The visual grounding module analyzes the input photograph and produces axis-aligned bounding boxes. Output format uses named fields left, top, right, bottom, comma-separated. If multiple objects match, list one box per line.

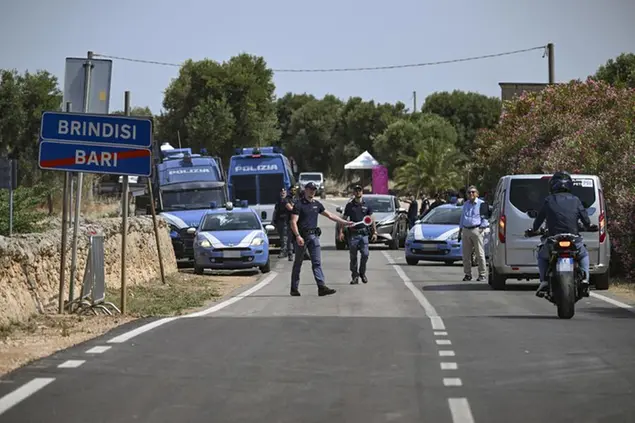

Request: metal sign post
left=58, top=101, right=72, bottom=314
left=0, top=158, right=17, bottom=237
left=121, top=91, right=131, bottom=314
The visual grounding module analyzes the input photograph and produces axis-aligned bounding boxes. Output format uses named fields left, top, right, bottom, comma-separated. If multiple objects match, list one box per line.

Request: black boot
left=318, top=286, right=336, bottom=296
left=290, top=288, right=301, bottom=296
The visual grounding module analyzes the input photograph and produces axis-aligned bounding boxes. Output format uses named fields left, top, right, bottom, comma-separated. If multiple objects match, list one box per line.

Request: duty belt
left=302, top=227, right=322, bottom=237
left=350, top=227, right=369, bottom=236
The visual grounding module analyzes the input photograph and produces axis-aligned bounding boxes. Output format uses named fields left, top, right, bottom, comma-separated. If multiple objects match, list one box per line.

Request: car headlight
left=406, top=230, right=415, bottom=241
left=448, top=231, right=459, bottom=241
left=200, top=240, right=212, bottom=248
left=251, top=237, right=264, bottom=246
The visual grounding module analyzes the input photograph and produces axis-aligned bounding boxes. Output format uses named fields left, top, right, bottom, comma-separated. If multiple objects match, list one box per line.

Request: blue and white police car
left=404, top=203, right=490, bottom=266
left=192, top=201, right=275, bottom=274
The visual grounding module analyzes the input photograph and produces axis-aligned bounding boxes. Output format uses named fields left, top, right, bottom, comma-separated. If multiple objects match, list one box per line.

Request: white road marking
left=57, top=360, right=85, bottom=368
left=108, top=272, right=279, bottom=343
left=441, top=362, right=458, bottom=370
left=590, top=292, right=634, bottom=312
left=185, top=272, right=278, bottom=317
left=382, top=251, right=446, bottom=330
left=439, top=350, right=456, bottom=357
left=434, top=331, right=448, bottom=336
left=108, top=317, right=179, bottom=344
left=85, top=346, right=111, bottom=354
left=443, top=378, right=463, bottom=386
left=436, top=339, right=452, bottom=345
left=0, top=378, right=55, bottom=416
left=448, top=398, right=475, bottom=423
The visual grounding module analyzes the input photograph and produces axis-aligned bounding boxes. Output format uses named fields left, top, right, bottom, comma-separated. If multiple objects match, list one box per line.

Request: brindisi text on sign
left=58, top=119, right=137, bottom=141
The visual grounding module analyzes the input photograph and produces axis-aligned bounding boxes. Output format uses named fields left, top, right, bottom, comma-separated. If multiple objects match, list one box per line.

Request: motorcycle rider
left=530, top=171, right=596, bottom=296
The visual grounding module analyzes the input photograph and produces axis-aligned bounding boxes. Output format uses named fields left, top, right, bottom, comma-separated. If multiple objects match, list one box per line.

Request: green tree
left=110, top=106, right=153, bottom=116
left=0, top=69, right=62, bottom=186
left=593, top=52, right=635, bottom=88
left=393, top=137, right=463, bottom=197
left=159, top=54, right=279, bottom=163
left=374, top=113, right=458, bottom=175
left=421, top=90, right=502, bottom=155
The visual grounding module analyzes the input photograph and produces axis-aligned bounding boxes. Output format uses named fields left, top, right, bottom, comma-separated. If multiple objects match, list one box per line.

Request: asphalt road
left=1, top=198, right=634, bottom=422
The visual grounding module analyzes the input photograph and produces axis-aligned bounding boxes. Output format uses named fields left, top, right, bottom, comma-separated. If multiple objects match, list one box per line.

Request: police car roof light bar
left=239, top=200, right=249, bottom=208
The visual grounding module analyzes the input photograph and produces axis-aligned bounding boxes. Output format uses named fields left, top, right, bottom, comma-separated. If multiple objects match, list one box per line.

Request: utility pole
left=413, top=91, right=417, bottom=113
left=547, top=43, right=555, bottom=84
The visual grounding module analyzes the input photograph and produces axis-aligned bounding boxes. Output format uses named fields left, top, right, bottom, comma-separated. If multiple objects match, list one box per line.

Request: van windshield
left=509, top=177, right=596, bottom=212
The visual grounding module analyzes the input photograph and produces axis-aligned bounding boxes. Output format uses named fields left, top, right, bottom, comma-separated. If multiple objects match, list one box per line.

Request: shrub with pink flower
left=474, top=78, right=635, bottom=280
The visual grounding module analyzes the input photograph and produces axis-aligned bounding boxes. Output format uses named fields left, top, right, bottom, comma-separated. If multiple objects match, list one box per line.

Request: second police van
left=227, top=146, right=296, bottom=247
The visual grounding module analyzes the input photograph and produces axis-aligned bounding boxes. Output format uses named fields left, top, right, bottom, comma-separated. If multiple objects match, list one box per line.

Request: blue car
left=192, top=202, right=274, bottom=274
left=404, top=203, right=490, bottom=266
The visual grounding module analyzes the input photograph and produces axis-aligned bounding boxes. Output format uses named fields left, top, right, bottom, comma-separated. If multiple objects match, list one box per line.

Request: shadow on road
left=419, top=282, right=537, bottom=292
left=479, top=314, right=559, bottom=320
left=179, top=268, right=260, bottom=277
left=581, top=306, right=635, bottom=319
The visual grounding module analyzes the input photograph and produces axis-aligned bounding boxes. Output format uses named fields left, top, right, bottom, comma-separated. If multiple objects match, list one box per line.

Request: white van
left=487, top=174, right=610, bottom=290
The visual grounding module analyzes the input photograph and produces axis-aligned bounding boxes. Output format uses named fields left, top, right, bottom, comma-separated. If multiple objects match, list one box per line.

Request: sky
left=1, top=0, right=634, bottom=115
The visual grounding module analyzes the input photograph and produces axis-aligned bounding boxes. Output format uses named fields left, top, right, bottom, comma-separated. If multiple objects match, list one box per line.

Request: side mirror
left=479, top=201, right=491, bottom=219
left=261, top=211, right=267, bottom=220
left=265, top=224, right=275, bottom=232
left=414, top=220, right=421, bottom=225
left=335, top=206, right=342, bottom=213
left=186, top=227, right=196, bottom=234
left=527, top=209, right=538, bottom=218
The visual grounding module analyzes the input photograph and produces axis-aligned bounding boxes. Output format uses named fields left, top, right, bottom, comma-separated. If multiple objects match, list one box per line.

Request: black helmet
left=549, top=171, right=573, bottom=193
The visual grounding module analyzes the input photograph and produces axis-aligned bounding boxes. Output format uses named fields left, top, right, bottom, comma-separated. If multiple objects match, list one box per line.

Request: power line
left=93, top=45, right=547, bottom=73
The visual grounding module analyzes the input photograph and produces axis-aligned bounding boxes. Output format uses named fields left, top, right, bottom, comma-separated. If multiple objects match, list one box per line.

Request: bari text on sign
left=38, top=141, right=151, bottom=176
left=40, top=111, right=152, bottom=148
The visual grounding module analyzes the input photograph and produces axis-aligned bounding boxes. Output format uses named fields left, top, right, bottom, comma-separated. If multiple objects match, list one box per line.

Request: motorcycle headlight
left=251, top=237, right=264, bottom=246
left=200, top=239, right=212, bottom=248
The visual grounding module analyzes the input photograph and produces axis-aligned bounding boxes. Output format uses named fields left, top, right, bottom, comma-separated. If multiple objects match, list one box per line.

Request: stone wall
left=0, top=216, right=178, bottom=326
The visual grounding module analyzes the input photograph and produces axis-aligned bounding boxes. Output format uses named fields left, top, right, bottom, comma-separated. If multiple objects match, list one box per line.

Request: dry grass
left=0, top=270, right=259, bottom=376
left=608, top=278, right=635, bottom=302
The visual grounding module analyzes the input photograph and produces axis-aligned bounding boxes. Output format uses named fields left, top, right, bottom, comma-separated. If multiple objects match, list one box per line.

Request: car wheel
left=488, top=263, right=506, bottom=290
left=406, top=257, right=418, bottom=265
left=591, top=271, right=609, bottom=290
left=194, top=264, right=204, bottom=275
left=260, top=257, right=271, bottom=273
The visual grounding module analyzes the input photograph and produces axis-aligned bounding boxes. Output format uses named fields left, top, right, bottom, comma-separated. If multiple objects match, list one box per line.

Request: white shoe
left=536, top=281, right=548, bottom=297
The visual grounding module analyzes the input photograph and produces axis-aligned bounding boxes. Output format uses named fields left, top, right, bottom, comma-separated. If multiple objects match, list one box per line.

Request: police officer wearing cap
left=339, top=184, right=377, bottom=284
left=290, top=181, right=353, bottom=296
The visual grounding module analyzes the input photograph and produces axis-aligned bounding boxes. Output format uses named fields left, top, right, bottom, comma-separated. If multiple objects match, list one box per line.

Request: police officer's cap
left=352, top=184, right=362, bottom=191
left=305, top=181, right=318, bottom=190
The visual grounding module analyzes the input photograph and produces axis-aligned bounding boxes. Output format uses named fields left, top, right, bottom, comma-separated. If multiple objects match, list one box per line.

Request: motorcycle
left=524, top=224, right=598, bottom=319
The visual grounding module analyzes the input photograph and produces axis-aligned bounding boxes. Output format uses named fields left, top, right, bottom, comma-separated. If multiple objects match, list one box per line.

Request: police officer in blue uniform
left=273, top=187, right=294, bottom=259
left=339, top=185, right=377, bottom=284
left=290, top=181, right=352, bottom=296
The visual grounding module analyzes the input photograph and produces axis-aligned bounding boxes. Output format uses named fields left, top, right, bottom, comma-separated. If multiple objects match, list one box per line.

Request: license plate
left=556, top=258, right=573, bottom=272
left=223, top=250, right=242, bottom=258
left=422, top=244, right=438, bottom=250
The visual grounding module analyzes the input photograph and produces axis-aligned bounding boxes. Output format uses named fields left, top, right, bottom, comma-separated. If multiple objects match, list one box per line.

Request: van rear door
left=505, top=176, right=548, bottom=266
left=505, top=175, right=600, bottom=267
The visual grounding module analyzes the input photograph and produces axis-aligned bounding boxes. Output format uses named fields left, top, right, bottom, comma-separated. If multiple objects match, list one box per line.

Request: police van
left=487, top=174, right=611, bottom=291
left=141, top=143, right=229, bottom=263
left=227, top=146, right=296, bottom=247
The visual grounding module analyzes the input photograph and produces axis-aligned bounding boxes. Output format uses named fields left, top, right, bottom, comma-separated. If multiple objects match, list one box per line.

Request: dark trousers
left=276, top=220, right=292, bottom=256
left=291, top=234, right=325, bottom=290
left=349, top=233, right=370, bottom=278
